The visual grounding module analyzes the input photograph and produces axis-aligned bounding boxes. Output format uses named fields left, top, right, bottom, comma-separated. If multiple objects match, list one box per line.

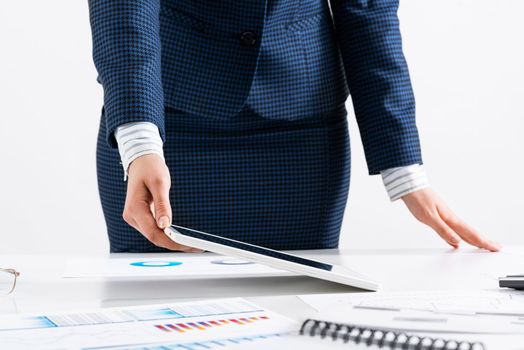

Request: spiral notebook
left=298, top=318, right=486, bottom=350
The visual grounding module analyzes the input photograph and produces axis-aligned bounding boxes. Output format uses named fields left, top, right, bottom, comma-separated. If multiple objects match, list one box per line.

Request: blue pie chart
left=130, top=261, right=183, bottom=267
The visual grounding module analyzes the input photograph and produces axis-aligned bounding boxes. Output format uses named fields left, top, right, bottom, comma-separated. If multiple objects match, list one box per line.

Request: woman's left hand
left=401, top=188, right=501, bottom=252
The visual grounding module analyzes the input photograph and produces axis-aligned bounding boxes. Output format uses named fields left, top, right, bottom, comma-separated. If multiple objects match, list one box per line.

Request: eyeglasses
left=0, top=268, right=20, bottom=296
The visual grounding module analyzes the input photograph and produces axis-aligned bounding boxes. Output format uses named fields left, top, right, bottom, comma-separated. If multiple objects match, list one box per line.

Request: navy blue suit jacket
left=89, top=0, right=422, bottom=176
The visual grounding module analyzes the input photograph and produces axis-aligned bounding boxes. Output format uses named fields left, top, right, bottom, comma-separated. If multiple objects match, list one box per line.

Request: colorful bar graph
left=187, top=322, right=205, bottom=330
left=154, top=315, right=270, bottom=333
left=177, top=323, right=191, bottom=330
left=166, top=324, right=184, bottom=333
left=154, top=325, right=168, bottom=332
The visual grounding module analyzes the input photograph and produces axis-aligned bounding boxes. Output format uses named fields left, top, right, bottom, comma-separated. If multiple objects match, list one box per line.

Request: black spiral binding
left=299, top=319, right=486, bottom=350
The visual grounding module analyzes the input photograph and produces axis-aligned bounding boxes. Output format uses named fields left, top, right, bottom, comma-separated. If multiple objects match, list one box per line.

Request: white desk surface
left=1, top=247, right=524, bottom=348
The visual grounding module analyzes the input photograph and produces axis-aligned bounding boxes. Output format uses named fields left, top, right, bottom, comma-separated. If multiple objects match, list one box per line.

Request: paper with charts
left=64, top=255, right=294, bottom=278
left=299, top=289, right=524, bottom=334
left=0, top=298, right=298, bottom=350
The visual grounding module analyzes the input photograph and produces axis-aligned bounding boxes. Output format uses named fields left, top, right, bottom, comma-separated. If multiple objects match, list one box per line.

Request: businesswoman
left=89, top=0, right=499, bottom=253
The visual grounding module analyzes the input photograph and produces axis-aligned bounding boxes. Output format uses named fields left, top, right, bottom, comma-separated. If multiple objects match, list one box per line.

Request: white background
left=0, top=1, right=522, bottom=254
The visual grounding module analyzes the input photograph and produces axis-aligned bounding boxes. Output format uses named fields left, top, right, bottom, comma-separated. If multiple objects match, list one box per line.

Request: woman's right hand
left=122, top=154, right=202, bottom=252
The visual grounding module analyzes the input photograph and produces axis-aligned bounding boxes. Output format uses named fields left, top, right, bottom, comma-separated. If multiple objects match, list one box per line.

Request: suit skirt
left=96, top=102, right=351, bottom=252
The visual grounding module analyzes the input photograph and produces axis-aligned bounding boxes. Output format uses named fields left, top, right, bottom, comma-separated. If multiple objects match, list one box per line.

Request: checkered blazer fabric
left=90, top=0, right=424, bottom=252
left=329, top=0, right=423, bottom=174
left=88, top=0, right=422, bottom=175
left=97, top=103, right=350, bottom=252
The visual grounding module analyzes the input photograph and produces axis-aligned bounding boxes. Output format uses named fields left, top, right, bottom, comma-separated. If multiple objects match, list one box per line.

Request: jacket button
left=239, top=31, right=258, bottom=46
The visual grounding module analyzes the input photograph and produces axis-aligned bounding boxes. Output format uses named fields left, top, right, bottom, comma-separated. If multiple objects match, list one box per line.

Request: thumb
left=148, top=176, right=172, bottom=229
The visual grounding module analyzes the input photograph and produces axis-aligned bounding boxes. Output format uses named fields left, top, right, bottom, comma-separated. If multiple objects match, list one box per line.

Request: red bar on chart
left=154, top=325, right=169, bottom=332
left=166, top=324, right=184, bottom=332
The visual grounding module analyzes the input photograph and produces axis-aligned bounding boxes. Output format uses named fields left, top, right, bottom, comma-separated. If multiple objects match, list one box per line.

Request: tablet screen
left=173, top=226, right=334, bottom=272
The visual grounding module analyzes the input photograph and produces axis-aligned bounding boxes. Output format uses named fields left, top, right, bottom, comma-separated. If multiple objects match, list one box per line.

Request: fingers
left=403, top=189, right=500, bottom=252
left=123, top=183, right=197, bottom=252
left=121, top=154, right=201, bottom=252
left=124, top=199, right=195, bottom=251
left=437, top=205, right=501, bottom=252
left=425, top=213, right=461, bottom=249
left=146, top=174, right=172, bottom=230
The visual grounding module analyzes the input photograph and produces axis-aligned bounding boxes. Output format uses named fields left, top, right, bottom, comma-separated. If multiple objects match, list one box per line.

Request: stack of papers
left=0, top=298, right=298, bottom=350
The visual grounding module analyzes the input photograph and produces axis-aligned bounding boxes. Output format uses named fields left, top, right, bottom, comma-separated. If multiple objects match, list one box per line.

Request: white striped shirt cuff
left=380, top=163, right=430, bottom=201
left=114, top=122, right=165, bottom=181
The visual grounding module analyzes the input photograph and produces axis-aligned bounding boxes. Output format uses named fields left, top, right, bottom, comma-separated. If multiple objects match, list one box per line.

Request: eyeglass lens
left=0, top=270, right=16, bottom=296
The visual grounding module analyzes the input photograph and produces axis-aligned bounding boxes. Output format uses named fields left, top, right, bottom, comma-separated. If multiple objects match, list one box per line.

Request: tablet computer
left=164, top=224, right=380, bottom=291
